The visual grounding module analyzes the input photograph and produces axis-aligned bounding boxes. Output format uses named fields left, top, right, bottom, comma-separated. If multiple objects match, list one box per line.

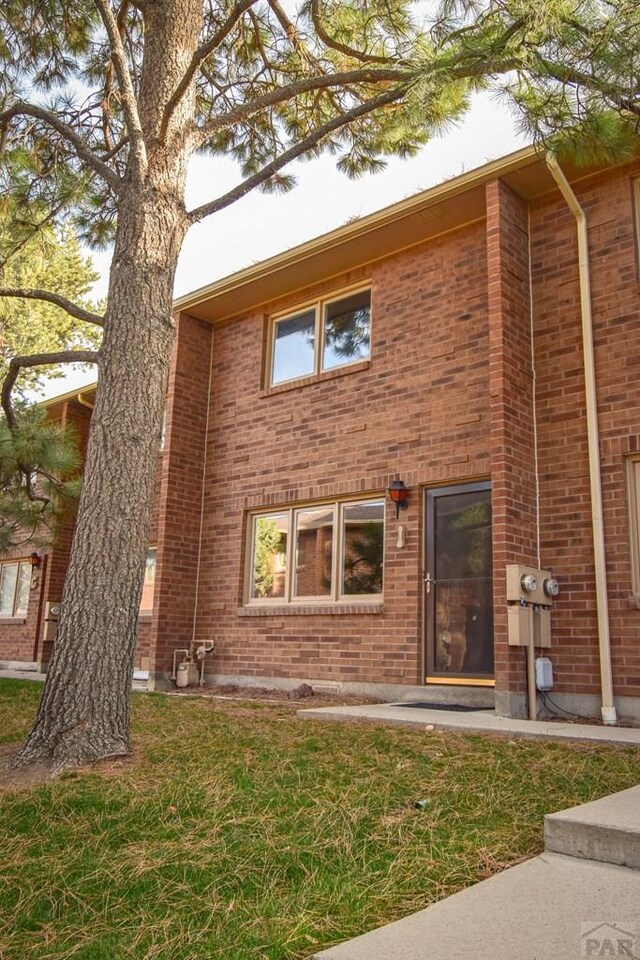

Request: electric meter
left=520, top=573, right=538, bottom=594
left=543, top=577, right=560, bottom=598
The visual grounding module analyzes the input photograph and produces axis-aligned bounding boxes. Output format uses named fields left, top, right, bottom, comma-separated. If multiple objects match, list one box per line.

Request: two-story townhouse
left=2, top=143, right=640, bottom=723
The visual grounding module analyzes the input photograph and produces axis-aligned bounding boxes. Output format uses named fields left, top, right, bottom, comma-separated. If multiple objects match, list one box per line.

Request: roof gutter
left=545, top=154, right=617, bottom=726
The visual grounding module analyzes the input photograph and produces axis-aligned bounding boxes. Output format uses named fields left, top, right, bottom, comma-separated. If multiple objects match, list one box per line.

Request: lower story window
left=0, top=561, right=31, bottom=618
left=247, top=498, right=384, bottom=603
left=628, top=457, right=640, bottom=596
left=140, top=547, right=157, bottom=613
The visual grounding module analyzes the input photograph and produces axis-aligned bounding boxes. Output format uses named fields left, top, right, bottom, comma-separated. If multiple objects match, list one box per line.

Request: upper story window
left=247, top=497, right=384, bottom=604
left=0, top=561, right=31, bottom=618
left=270, top=288, right=371, bottom=386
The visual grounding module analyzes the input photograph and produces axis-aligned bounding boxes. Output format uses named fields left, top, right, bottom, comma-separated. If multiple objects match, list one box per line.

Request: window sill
left=262, top=359, right=370, bottom=397
left=628, top=596, right=640, bottom=609
left=238, top=601, right=383, bottom=617
left=0, top=617, right=27, bottom=625
left=137, top=613, right=153, bottom=622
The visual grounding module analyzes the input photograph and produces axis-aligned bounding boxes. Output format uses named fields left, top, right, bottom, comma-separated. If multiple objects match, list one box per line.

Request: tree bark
left=13, top=0, right=203, bottom=771
left=15, top=186, right=187, bottom=769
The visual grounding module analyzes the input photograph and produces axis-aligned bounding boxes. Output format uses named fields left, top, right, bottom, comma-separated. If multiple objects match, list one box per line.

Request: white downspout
left=545, top=155, right=617, bottom=725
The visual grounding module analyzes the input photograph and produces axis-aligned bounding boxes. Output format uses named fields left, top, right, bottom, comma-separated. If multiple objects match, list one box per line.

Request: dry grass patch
left=0, top=679, right=638, bottom=960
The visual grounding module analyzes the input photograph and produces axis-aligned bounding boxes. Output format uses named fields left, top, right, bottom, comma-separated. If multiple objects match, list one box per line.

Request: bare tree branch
left=160, top=0, right=260, bottom=143
left=94, top=0, right=147, bottom=176
left=0, top=288, right=104, bottom=327
left=309, top=0, right=394, bottom=65
left=0, top=102, right=122, bottom=193
left=188, top=84, right=407, bottom=223
left=2, top=350, right=99, bottom=434
left=194, top=66, right=410, bottom=145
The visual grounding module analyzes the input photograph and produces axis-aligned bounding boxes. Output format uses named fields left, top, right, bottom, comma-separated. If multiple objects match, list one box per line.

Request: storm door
left=424, top=482, right=494, bottom=682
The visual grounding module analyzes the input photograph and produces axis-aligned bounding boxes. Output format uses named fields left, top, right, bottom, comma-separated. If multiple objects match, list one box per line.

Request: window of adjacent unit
left=0, top=562, right=31, bottom=618
left=634, top=179, right=640, bottom=278
left=139, top=547, right=157, bottom=614
left=628, top=457, right=640, bottom=596
left=270, top=288, right=371, bottom=386
left=247, top=498, right=384, bottom=603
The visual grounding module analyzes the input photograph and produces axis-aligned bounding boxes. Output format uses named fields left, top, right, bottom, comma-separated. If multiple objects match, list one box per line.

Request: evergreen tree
left=0, top=0, right=637, bottom=770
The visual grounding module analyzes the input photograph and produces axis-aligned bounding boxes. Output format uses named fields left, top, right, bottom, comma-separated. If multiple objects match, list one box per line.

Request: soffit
left=176, top=146, right=598, bottom=325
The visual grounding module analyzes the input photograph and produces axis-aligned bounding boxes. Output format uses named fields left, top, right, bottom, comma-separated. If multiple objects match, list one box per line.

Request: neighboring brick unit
left=2, top=146, right=639, bottom=721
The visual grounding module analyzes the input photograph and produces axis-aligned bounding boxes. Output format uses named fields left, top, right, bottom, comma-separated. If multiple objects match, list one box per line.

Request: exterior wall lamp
left=388, top=478, right=409, bottom=519
left=29, top=551, right=42, bottom=569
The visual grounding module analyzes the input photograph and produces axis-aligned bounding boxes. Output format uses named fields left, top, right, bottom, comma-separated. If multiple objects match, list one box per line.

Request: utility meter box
left=508, top=603, right=531, bottom=647
left=506, top=565, right=558, bottom=607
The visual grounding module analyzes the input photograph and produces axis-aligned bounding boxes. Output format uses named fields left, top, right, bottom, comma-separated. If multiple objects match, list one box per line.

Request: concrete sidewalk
left=299, top=702, right=640, bottom=747
left=0, top=666, right=148, bottom=690
left=312, top=787, right=640, bottom=960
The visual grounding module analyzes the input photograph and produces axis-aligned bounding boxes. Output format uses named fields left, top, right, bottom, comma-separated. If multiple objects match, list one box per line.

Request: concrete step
left=544, top=785, right=640, bottom=870
left=311, top=853, right=640, bottom=960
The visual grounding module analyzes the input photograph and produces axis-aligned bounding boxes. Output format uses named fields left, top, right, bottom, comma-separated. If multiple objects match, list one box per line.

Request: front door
left=424, top=482, right=494, bottom=682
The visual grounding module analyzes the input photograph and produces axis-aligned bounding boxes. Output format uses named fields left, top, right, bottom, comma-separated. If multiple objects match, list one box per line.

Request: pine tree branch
left=309, top=0, right=394, bottom=65
left=94, top=0, right=147, bottom=176
left=2, top=350, right=99, bottom=434
left=0, top=288, right=104, bottom=327
left=160, top=0, right=260, bottom=143
left=194, top=67, right=409, bottom=145
left=188, top=84, right=407, bottom=223
left=0, top=102, right=122, bottom=193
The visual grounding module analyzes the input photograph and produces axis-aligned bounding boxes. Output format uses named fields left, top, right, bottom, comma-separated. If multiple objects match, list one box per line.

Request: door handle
left=424, top=573, right=435, bottom=593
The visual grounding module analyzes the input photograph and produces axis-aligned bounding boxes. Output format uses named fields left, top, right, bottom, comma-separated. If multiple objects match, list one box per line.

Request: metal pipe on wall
left=545, top=155, right=617, bottom=726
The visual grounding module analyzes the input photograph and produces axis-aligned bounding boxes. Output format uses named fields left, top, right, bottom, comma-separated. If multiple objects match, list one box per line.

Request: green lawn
left=0, top=679, right=638, bottom=960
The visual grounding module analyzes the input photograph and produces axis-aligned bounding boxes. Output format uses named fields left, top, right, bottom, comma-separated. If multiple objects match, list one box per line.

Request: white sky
left=40, top=91, right=527, bottom=400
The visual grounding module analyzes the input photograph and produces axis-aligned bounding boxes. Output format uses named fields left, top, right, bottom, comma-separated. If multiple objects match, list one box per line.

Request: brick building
left=2, top=144, right=640, bottom=722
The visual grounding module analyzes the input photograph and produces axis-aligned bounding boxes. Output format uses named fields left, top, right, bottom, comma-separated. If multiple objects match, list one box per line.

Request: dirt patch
left=0, top=745, right=58, bottom=792
left=168, top=682, right=382, bottom=708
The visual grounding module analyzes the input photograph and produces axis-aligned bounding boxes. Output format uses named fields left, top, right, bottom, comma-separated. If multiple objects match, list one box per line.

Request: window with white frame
left=270, top=288, right=371, bottom=386
left=139, top=547, right=157, bottom=614
left=0, top=561, right=31, bottom=618
left=628, top=457, right=640, bottom=596
left=247, top=498, right=384, bottom=603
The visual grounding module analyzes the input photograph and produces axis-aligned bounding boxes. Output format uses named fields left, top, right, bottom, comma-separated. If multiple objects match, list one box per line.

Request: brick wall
left=531, top=162, right=640, bottom=703
left=148, top=312, right=213, bottom=678
left=188, top=222, right=492, bottom=687
left=486, top=179, right=539, bottom=705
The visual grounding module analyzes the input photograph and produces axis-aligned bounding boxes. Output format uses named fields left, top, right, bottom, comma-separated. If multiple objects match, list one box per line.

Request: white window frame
left=268, top=285, right=372, bottom=387
left=627, top=456, right=640, bottom=597
left=139, top=547, right=157, bottom=614
left=0, top=560, right=31, bottom=618
left=246, top=496, right=385, bottom=605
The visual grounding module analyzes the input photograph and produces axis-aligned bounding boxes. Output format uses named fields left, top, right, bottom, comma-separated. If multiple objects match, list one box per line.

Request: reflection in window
left=293, top=507, right=334, bottom=598
left=140, top=548, right=157, bottom=613
left=323, top=290, right=371, bottom=371
left=247, top=498, right=384, bottom=603
left=251, top=513, right=289, bottom=599
left=269, top=289, right=371, bottom=386
left=272, top=310, right=316, bottom=385
left=342, top=501, right=384, bottom=596
left=0, top=561, right=31, bottom=617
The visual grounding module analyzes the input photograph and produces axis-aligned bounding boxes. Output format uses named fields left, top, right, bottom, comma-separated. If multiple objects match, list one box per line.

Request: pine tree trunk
left=15, top=188, right=187, bottom=770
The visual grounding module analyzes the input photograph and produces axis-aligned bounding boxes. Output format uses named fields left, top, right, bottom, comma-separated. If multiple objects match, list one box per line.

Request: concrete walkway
left=0, top=667, right=148, bottom=690
left=312, top=787, right=640, bottom=960
left=299, top=702, right=640, bottom=747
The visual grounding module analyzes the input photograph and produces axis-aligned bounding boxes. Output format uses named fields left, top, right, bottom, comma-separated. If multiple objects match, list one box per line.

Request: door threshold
left=425, top=677, right=495, bottom=687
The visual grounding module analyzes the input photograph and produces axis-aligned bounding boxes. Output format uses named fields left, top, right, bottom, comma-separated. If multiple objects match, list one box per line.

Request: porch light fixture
left=388, top=478, right=409, bottom=519
left=29, top=551, right=42, bottom=569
